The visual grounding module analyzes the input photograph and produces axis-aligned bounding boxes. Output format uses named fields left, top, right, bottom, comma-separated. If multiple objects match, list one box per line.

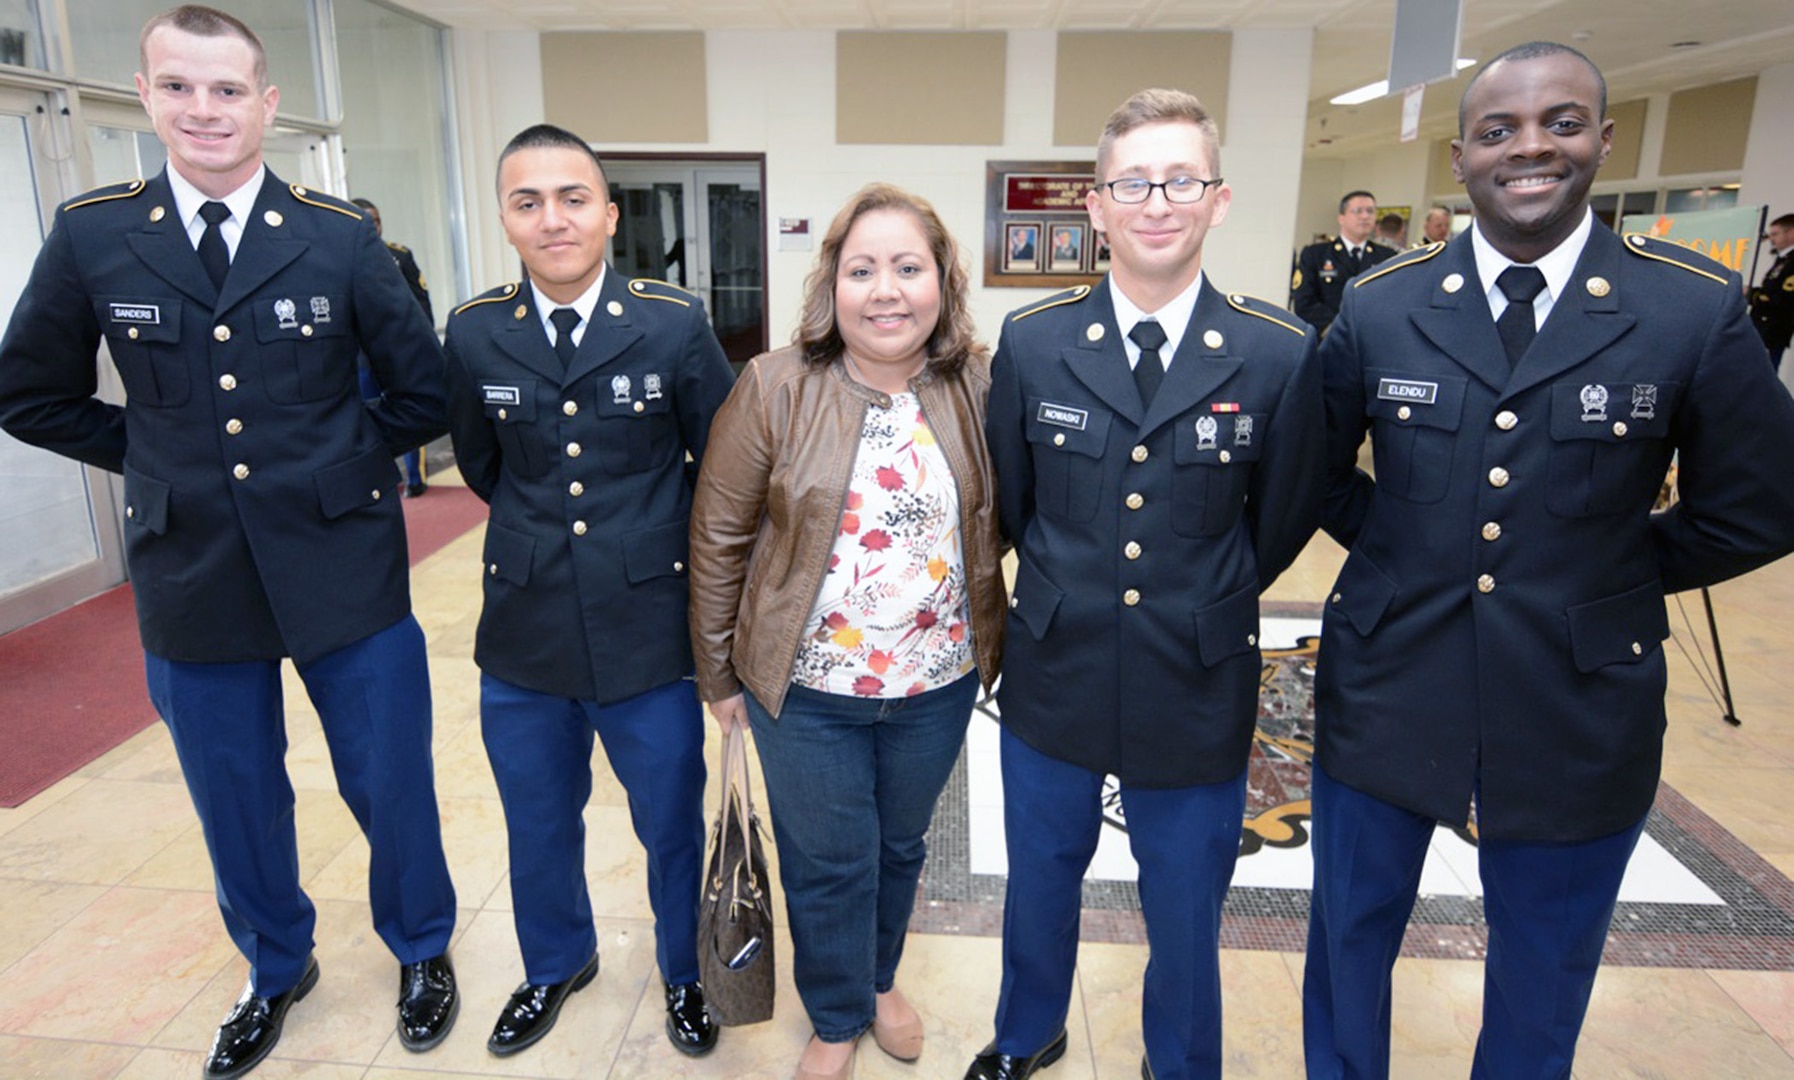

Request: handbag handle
left=716, top=725, right=762, bottom=894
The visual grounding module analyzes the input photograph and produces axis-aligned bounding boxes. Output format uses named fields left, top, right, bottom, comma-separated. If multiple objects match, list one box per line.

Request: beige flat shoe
left=795, top=1033, right=858, bottom=1080
left=871, top=987, right=924, bottom=1062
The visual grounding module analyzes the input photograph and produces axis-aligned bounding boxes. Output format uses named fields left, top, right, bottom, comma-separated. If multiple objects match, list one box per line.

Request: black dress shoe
left=663, top=980, right=718, bottom=1056
left=404, top=482, right=427, bottom=498
left=203, top=956, right=320, bottom=1080
left=486, top=952, right=600, bottom=1056
left=396, top=954, right=459, bottom=1052
left=963, top=1028, right=1069, bottom=1080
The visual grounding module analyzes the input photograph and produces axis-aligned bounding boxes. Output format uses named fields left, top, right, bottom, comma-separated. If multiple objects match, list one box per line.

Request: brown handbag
left=697, top=726, right=777, bottom=1025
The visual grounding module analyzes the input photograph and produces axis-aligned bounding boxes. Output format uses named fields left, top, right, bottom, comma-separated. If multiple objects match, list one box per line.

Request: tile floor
left=2, top=470, right=1793, bottom=1078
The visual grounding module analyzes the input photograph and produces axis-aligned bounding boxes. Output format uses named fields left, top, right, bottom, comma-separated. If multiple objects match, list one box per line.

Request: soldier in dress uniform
left=1749, top=212, right=1793, bottom=368
left=351, top=197, right=434, bottom=493
left=1291, top=190, right=1399, bottom=334
left=967, top=88, right=1322, bottom=1080
left=443, top=123, right=733, bottom=1060
left=0, top=8, right=460, bottom=1078
left=1305, top=43, right=1794, bottom=1078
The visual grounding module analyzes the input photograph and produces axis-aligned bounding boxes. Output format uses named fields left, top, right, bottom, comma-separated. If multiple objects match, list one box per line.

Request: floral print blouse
left=792, top=391, right=974, bottom=697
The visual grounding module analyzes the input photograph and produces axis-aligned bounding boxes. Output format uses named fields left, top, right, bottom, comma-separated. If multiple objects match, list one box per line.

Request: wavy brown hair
left=795, top=183, right=985, bottom=376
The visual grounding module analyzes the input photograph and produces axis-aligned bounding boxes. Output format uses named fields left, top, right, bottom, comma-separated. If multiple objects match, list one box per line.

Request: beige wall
left=540, top=32, right=707, bottom=143
left=1661, top=77, right=1756, bottom=176
left=1053, top=32, right=1231, bottom=149
left=836, top=33, right=1006, bottom=145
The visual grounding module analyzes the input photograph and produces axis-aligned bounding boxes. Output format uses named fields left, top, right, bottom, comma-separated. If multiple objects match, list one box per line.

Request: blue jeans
left=744, top=672, right=978, bottom=1042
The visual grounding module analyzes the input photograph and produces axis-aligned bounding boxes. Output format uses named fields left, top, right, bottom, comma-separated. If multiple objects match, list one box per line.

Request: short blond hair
left=1095, top=88, right=1220, bottom=182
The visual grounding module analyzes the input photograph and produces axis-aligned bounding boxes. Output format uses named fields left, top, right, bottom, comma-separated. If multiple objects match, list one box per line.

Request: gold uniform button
left=566, top=442, right=582, bottom=457
left=125, top=506, right=134, bottom=519
left=1481, top=521, right=1502, bottom=542
left=1488, top=467, right=1510, bottom=488
left=300, top=325, right=313, bottom=338
left=1219, top=450, right=1232, bottom=464
left=673, top=561, right=685, bottom=572
left=1124, top=541, right=1142, bottom=560
left=1331, top=592, right=1342, bottom=604
left=225, top=418, right=243, bottom=435
left=569, top=481, right=585, bottom=497
left=1495, top=411, right=1518, bottom=431
left=563, top=400, right=578, bottom=416
left=1125, top=493, right=1144, bottom=510
left=1009, top=596, right=1019, bottom=609
left=1122, top=589, right=1141, bottom=607
left=1247, top=633, right=1257, bottom=646
left=489, top=563, right=499, bottom=575
left=128, top=327, right=140, bottom=340
left=1131, top=445, right=1148, bottom=463
left=1053, top=433, right=1065, bottom=447
left=1397, top=405, right=1411, bottom=421
left=232, top=463, right=250, bottom=480
left=1477, top=574, right=1495, bottom=593
left=1631, top=641, right=1643, bottom=656
left=371, top=489, right=381, bottom=500
left=634, top=401, right=645, bottom=413
left=219, top=374, right=237, bottom=391
left=213, top=325, right=231, bottom=342
left=497, top=408, right=508, bottom=420
left=1612, top=421, right=1628, bottom=437
left=572, top=520, right=588, bottom=536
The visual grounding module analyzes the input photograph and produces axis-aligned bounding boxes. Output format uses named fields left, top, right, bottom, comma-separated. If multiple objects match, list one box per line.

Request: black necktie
left=197, top=201, right=232, bottom=291
left=550, top=307, right=581, bottom=367
left=1495, top=265, right=1547, bottom=369
left=1129, top=320, right=1167, bottom=408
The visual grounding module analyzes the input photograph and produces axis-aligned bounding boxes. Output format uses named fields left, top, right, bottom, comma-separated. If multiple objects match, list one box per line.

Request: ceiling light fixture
left=1330, top=58, right=1477, bottom=106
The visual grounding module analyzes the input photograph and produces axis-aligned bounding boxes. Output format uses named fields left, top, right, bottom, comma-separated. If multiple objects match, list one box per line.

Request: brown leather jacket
left=689, top=345, right=1005, bottom=718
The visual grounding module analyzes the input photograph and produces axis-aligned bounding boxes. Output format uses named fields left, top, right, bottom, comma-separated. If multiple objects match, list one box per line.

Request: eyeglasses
left=1099, top=176, right=1225, bottom=205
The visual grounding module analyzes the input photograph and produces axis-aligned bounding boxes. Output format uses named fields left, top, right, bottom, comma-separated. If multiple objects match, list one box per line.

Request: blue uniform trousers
left=145, top=613, right=456, bottom=996
left=481, top=673, right=706, bottom=986
left=1303, top=763, right=1646, bottom=1079
left=994, top=727, right=1247, bottom=1080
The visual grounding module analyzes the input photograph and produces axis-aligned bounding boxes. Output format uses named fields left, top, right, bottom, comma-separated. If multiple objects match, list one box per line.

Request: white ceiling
left=386, top=0, right=1794, bottom=158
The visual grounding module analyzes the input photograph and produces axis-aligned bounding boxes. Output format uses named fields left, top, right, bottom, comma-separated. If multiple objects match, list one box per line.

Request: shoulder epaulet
left=451, top=282, right=521, bottom=317
left=1224, top=293, right=1307, bottom=337
left=1622, top=233, right=1728, bottom=285
left=384, top=240, right=411, bottom=254
left=288, top=184, right=363, bottom=220
left=65, top=178, right=146, bottom=212
left=1009, top=285, right=1091, bottom=322
left=1352, top=242, right=1446, bottom=288
left=628, top=277, right=696, bottom=306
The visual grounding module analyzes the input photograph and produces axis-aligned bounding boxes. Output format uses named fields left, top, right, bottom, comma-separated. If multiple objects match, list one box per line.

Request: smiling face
left=1452, top=51, right=1612, bottom=264
left=136, top=25, right=277, bottom=199
left=498, top=145, right=619, bottom=306
left=1086, top=119, right=1230, bottom=311
left=833, top=207, right=942, bottom=383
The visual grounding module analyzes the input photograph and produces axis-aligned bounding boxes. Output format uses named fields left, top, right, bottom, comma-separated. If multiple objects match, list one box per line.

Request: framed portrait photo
left=1090, top=230, right=1111, bottom=273
left=1048, top=224, right=1085, bottom=272
left=1004, top=222, right=1041, bottom=272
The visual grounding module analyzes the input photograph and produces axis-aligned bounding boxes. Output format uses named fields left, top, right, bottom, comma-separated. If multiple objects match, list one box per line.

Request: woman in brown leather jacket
left=689, top=183, right=1004, bottom=1080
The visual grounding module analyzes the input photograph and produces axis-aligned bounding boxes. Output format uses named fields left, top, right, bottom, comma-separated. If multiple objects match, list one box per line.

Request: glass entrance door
left=607, top=162, right=767, bottom=368
left=0, top=88, right=127, bottom=634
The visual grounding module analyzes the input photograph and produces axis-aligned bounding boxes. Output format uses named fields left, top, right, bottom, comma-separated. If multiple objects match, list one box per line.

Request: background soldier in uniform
left=1750, top=212, right=1793, bottom=369
left=0, top=7, right=460, bottom=1078
left=1292, top=190, right=1397, bottom=334
left=970, top=88, right=1321, bottom=1080
left=444, top=123, right=733, bottom=1060
left=1306, top=42, right=1794, bottom=1078
left=352, top=196, right=434, bottom=494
